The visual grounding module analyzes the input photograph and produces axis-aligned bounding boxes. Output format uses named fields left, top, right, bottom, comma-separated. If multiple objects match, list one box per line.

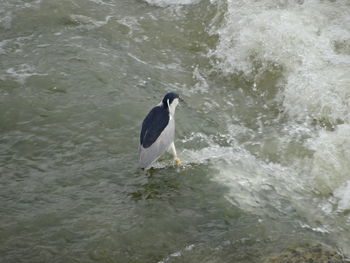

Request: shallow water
left=1, top=0, right=350, bottom=262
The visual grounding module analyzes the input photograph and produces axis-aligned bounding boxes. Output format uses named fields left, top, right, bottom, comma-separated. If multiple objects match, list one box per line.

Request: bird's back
left=140, top=105, right=169, bottom=148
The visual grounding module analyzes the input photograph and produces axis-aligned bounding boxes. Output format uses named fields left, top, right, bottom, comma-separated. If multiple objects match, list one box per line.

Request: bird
left=138, top=92, right=182, bottom=170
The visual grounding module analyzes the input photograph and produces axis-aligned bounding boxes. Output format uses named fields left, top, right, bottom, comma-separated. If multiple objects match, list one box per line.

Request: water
left=1, top=0, right=350, bottom=262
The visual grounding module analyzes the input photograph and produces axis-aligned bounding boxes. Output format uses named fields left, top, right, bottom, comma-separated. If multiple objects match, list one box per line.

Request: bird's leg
left=169, top=142, right=181, bottom=166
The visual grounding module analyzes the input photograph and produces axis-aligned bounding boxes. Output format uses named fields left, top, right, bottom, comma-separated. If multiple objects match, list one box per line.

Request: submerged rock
left=263, top=243, right=345, bottom=263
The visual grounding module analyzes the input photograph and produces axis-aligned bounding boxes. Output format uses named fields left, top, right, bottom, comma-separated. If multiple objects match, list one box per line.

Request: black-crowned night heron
left=138, top=92, right=182, bottom=170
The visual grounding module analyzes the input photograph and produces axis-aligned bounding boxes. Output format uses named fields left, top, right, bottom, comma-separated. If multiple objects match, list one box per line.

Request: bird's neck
left=167, top=100, right=178, bottom=117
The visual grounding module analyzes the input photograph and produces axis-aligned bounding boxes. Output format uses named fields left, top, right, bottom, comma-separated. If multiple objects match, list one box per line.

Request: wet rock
left=263, top=243, right=345, bottom=263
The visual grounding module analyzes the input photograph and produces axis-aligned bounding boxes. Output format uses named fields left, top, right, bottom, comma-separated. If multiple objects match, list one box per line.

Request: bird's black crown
left=162, top=92, right=180, bottom=107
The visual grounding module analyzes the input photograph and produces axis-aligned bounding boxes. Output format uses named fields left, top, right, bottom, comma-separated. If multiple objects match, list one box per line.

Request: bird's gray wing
left=138, top=118, right=175, bottom=169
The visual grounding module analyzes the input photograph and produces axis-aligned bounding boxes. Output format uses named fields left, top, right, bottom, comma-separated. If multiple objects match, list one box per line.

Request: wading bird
left=138, top=92, right=182, bottom=170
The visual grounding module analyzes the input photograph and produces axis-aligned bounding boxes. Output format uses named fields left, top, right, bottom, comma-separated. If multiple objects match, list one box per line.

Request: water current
left=1, top=0, right=350, bottom=262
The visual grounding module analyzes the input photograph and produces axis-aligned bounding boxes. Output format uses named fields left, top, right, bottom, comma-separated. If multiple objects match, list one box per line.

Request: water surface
left=1, top=0, right=350, bottom=262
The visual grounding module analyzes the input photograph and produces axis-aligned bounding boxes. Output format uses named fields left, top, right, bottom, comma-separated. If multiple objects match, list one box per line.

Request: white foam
left=299, top=222, right=329, bottom=234
left=0, top=39, right=12, bottom=55
left=0, top=35, right=33, bottom=55
left=1, top=0, right=42, bottom=12
left=191, top=67, right=209, bottom=94
left=334, top=181, right=350, bottom=212
left=0, top=12, right=12, bottom=29
left=180, top=129, right=306, bottom=215
left=216, top=152, right=305, bottom=215
left=144, top=0, right=200, bottom=7
left=306, top=124, right=350, bottom=194
left=69, top=15, right=112, bottom=30
left=87, top=0, right=115, bottom=6
left=4, top=64, right=47, bottom=84
left=212, top=0, right=350, bottom=123
left=158, top=244, right=196, bottom=263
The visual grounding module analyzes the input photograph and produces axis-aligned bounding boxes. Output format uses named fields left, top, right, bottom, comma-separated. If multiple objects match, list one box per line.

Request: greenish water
left=1, top=0, right=350, bottom=262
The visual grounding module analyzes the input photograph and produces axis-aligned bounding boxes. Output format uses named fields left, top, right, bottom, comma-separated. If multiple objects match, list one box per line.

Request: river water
left=1, top=0, right=350, bottom=262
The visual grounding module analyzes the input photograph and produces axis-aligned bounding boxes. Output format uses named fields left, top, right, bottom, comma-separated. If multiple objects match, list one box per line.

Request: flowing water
left=1, top=0, right=350, bottom=262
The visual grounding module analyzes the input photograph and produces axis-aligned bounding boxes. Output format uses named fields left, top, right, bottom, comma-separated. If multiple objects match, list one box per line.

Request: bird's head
left=162, top=92, right=182, bottom=115
left=162, top=92, right=181, bottom=109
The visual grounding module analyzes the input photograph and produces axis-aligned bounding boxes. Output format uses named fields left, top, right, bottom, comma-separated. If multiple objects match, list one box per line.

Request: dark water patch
left=263, top=243, right=346, bottom=263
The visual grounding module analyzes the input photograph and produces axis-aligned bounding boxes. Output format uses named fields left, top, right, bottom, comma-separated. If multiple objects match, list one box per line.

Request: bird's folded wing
left=138, top=119, right=175, bottom=169
left=140, top=106, right=169, bottom=148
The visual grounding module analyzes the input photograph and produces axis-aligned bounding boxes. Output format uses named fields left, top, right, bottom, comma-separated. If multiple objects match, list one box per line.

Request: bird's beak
left=179, top=97, right=184, bottom=103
